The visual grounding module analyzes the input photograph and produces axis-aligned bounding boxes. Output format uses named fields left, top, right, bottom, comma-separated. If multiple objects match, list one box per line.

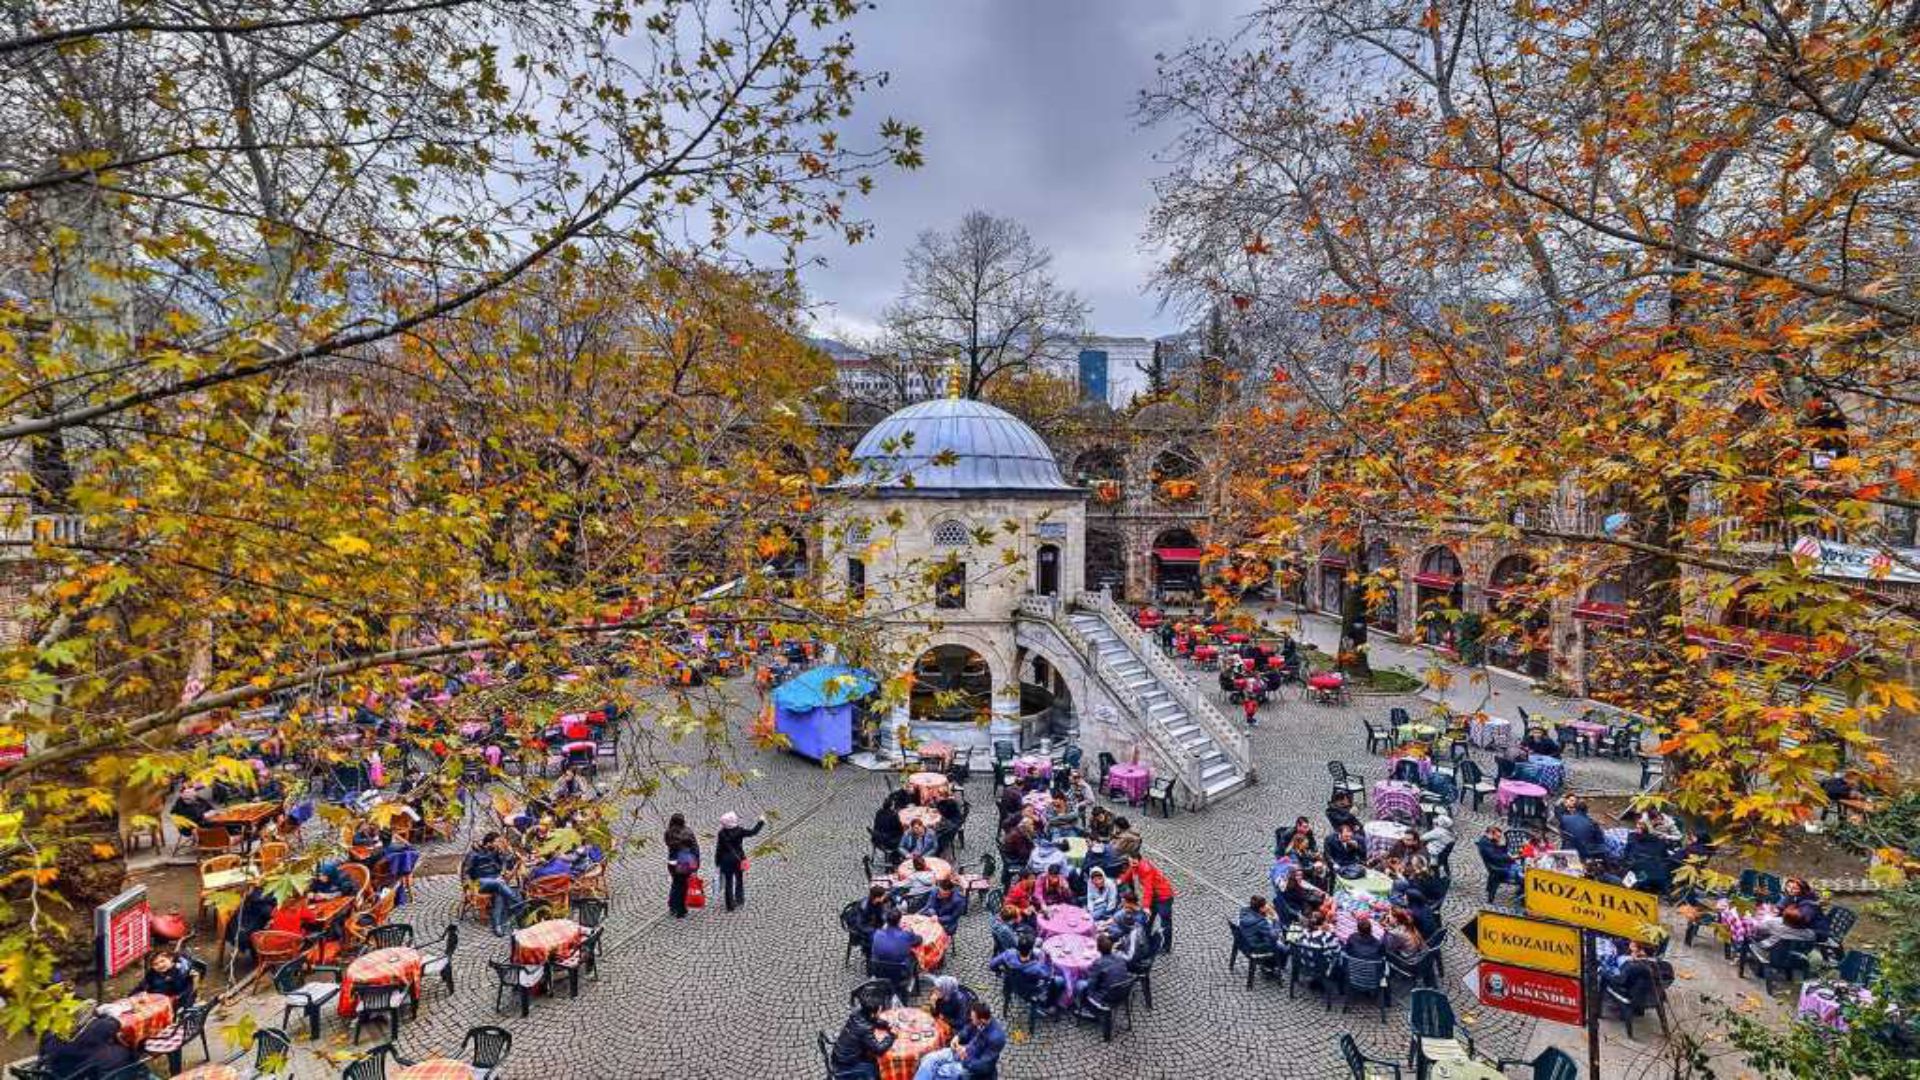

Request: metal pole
left=1584, top=929, right=1602, bottom=1079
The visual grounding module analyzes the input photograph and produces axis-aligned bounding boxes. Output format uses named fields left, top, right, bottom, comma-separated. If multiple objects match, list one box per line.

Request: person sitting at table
left=1621, top=823, right=1675, bottom=894
left=1037, top=864, right=1075, bottom=907
left=1420, top=815, right=1455, bottom=859
left=1780, top=877, right=1824, bottom=934
left=828, top=998, right=895, bottom=1080
left=1324, top=823, right=1366, bottom=869
left=927, top=975, right=977, bottom=1033
left=932, top=792, right=965, bottom=856
left=999, top=820, right=1035, bottom=871
left=1292, top=908, right=1341, bottom=954
left=1477, top=825, right=1524, bottom=894
left=1555, top=798, right=1605, bottom=860
left=37, top=1012, right=139, bottom=1080
left=1079, top=932, right=1131, bottom=1009
left=1386, top=833, right=1427, bottom=870
left=1026, top=833, right=1065, bottom=877
left=870, top=908, right=921, bottom=969
left=1004, top=868, right=1041, bottom=914
left=1383, top=909, right=1425, bottom=966
left=899, top=819, right=940, bottom=861
left=898, top=855, right=941, bottom=899
left=1084, top=866, right=1119, bottom=922
left=872, top=794, right=906, bottom=854
left=1302, top=853, right=1336, bottom=896
left=1402, top=885, right=1442, bottom=939
left=1325, top=792, right=1361, bottom=836
left=919, top=878, right=969, bottom=935
left=1086, top=804, right=1114, bottom=842
left=1275, top=816, right=1317, bottom=858
left=1063, top=769, right=1096, bottom=813
left=307, top=859, right=358, bottom=899
left=856, top=884, right=895, bottom=948
left=139, top=950, right=198, bottom=1009
left=1109, top=817, right=1143, bottom=861
left=913, top=999, right=1006, bottom=1080
left=988, top=933, right=1062, bottom=1010
left=1238, top=896, right=1281, bottom=955
left=1045, top=792, right=1078, bottom=836
left=995, top=783, right=1023, bottom=820
left=1344, top=916, right=1387, bottom=963
left=464, top=831, right=524, bottom=937
left=227, top=884, right=280, bottom=957
left=1278, top=868, right=1327, bottom=918
left=172, top=784, right=216, bottom=829
left=1521, top=727, right=1561, bottom=758
left=553, top=763, right=594, bottom=804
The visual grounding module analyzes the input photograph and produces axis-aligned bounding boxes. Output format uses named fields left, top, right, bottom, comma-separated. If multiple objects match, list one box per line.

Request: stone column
left=990, top=692, right=1021, bottom=749
left=881, top=702, right=909, bottom=760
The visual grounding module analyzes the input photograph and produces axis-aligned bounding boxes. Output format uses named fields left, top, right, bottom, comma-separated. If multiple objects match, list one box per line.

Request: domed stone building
left=827, top=397, right=1087, bottom=753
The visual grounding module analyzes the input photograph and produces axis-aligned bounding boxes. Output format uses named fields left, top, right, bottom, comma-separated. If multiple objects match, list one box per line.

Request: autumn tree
left=1146, top=0, right=1920, bottom=856
left=880, top=210, right=1089, bottom=399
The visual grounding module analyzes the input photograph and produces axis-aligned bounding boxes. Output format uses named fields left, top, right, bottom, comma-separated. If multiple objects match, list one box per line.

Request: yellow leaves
left=325, top=533, right=372, bottom=556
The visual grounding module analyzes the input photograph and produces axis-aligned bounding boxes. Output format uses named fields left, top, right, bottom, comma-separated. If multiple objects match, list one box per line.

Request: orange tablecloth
left=174, top=1066, right=241, bottom=1080
left=207, top=801, right=280, bottom=828
left=906, top=771, right=951, bottom=804
left=897, top=806, right=943, bottom=831
left=894, top=856, right=952, bottom=884
left=106, top=993, right=173, bottom=1048
left=394, top=1059, right=478, bottom=1080
left=917, top=741, right=955, bottom=770
left=338, top=946, right=422, bottom=1016
left=876, top=1007, right=948, bottom=1080
left=268, top=894, right=353, bottom=936
left=511, top=918, right=585, bottom=965
left=900, top=913, right=950, bottom=973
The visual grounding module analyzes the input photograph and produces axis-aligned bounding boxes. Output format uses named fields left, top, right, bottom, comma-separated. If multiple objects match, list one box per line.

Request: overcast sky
left=800, top=1, right=1246, bottom=346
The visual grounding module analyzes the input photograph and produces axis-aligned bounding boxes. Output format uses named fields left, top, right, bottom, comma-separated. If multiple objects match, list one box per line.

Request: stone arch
left=1413, top=544, right=1464, bottom=646
left=1074, top=445, right=1127, bottom=507
left=1150, top=527, right=1204, bottom=597
left=1486, top=554, right=1549, bottom=676
left=909, top=642, right=994, bottom=722
left=1149, top=443, right=1203, bottom=506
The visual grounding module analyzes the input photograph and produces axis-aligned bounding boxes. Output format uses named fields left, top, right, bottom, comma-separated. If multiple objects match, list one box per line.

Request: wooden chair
left=524, top=873, right=572, bottom=919
left=196, top=855, right=246, bottom=926
left=194, top=826, right=240, bottom=858
left=256, top=841, right=290, bottom=873
left=340, top=862, right=373, bottom=902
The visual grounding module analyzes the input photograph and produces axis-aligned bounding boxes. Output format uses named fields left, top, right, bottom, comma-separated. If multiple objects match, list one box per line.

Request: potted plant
left=1094, top=479, right=1122, bottom=504
left=1159, top=478, right=1197, bottom=502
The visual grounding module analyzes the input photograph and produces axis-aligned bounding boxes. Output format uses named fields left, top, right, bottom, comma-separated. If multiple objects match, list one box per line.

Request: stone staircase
left=1066, top=611, right=1249, bottom=803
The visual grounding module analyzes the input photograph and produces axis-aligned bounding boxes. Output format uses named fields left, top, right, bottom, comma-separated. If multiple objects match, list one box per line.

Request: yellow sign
left=1475, top=911, right=1583, bottom=976
left=1525, top=868, right=1661, bottom=938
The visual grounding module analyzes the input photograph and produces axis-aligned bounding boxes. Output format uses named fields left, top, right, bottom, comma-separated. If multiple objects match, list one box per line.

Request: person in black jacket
left=1555, top=799, right=1605, bottom=860
left=1079, top=932, right=1131, bottom=1007
left=664, top=813, right=700, bottom=918
left=1343, top=917, right=1386, bottom=961
left=872, top=797, right=905, bottom=854
left=715, top=811, right=766, bottom=912
left=138, top=951, right=198, bottom=1009
left=829, top=999, right=895, bottom=1080
left=1477, top=826, right=1523, bottom=895
left=38, top=1013, right=139, bottom=1079
left=1325, top=792, right=1361, bottom=836
left=1622, top=823, right=1675, bottom=894
left=1324, top=823, right=1366, bottom=869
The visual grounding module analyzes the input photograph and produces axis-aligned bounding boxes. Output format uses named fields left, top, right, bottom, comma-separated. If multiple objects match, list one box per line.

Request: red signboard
left=0, top=744, right=24, bottom=765
left=95, top=886, right=152, bottom=979
left=1477, top=959, right=1585, bottom=1025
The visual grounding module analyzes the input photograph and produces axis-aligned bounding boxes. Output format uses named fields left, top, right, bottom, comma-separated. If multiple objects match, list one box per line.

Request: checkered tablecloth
left=1012, top=756, right=1052, bottom=780
left=511, top=919, right=585, bottom=965
left=1469, top=716, right=1512, bottom=750
left=107, top=993, right=174, bottom=1048
left=901, top=914, right=949, bottom=972
left=1364, top=820, right=1411, bottom=859
left=339, top=946, right=423, bottom=1016
left=876, top=1007, right=948, bottom=1080
left=394, top=1059, right=480, bottom=1080
left=907, top=772, right=951, bottom=804
left=897, top=805, right=943, bottom=831
left=1513, top=755, right=1566, bottom=793
left=1107, top=763, right=1152, bottom=803
left=1371, top=780, right=1421, bottom=822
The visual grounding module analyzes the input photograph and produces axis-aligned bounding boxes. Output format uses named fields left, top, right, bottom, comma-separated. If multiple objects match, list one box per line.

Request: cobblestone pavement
left=211, top=670, right=1665, bottom=1079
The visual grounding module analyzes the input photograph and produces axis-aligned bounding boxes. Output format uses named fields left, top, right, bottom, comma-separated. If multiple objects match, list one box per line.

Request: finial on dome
left=946, top=357, right=963, bottom=399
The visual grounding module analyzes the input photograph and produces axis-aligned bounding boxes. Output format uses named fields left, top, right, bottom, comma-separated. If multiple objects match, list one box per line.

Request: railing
left=0, top=513, right=85, bottom=554
left=1015, top=595, right=1205, bottom=804
left=1073, top=590, right=1255, bottom=782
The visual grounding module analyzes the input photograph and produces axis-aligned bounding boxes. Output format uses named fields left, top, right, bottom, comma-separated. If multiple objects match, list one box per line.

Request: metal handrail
left=1074, top=591, right=1254, bottom=779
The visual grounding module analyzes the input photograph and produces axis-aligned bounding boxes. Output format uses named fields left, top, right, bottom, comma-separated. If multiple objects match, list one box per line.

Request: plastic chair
left=1327, top=761, right=1367, bottom=805
left=1126, top=947, right=1157, bottom=1010
left=1837, top=950, right=1878, bottom=986
left=1495, top=1048, right=1579, bottom=1080
left=1072, top=974, right=1136, bottom=1041
left=1458, top=760, right=1495, bottom=811
left=460, top=1025, right=513, bottom=1080
left=221, top=1027, right=293, bottom=1080
left=340, top=1044, right=410, bottom=1080
left=141, top=1002, right=213, bottom=1073
left=367, top=922, right=413, bottom=950
left=489, top=959, right=543, bottom=1018
left=1341, top=1033, right=1404, bottom=1079
left=1407, top=987, right=1473, bottom=1075
left=865, top=954, right=918, bottom=1002
left=418, top=923, right=460, bottom=998
left=273, top=959, right=341, bottom=1040
left=1362, top=718, right=1392, bottom=755
left=1288, top=943, right=1339, bottom=1009
left=998, top=966, right=1054, bottom=1035
left=1341, top=955, right=1392, bottom=1020
left=349, top=984, right=409, bottom=1045
left=1227, top=918, right=1282, bottom=988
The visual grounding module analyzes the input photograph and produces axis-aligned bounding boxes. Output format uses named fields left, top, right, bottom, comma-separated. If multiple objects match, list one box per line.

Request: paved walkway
left=169, top=661, right=1764, bottom=1079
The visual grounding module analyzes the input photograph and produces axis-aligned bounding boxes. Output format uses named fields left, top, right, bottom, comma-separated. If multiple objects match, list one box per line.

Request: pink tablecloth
left=1107, top=763, right=1152, bottom=803
left=1495, top=779, right=1548, bottom=814
left=1797, top=981, right=1870, bottom=1031
left=1371, top=780, right=1421, bottom=823
left=1042, top=933, right=1099, bottom=1003
left=907, top=771, right=952, bottom=804
left=1012, top=756, right=1052, bottom=780
left=1036, top=904, right=1095, bottom=940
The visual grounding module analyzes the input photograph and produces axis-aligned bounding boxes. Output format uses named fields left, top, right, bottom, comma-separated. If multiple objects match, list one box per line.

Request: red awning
left=1153, top=547, right=1204, bottom=564
left=1573, top=601, right=1629, bottom=627
left=1412, top=572, right=1461, bottom=590
left=1319, top=556, right=1349, bottom=570
left=1684, top=626, right=1861, bottom=663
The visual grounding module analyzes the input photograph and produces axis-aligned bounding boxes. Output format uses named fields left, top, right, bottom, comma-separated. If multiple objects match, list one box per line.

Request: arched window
left=932, top=520, right=970, bottom=548
left=846, top=558, right=866, bottom=602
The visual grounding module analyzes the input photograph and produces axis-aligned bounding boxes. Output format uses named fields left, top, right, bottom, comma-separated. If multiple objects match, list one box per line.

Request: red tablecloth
left=906, top=771, right=952, bottom=804
left=339, top=946, right=423, bottom=1016
left=106, top=993, right=173, bottom=1048
left=1193, top=645, right=1219, bottom=662
left=269, top=895, right=353, bottom=936
left=1225, top=632, right=1250, bottom=644
left=876, top=1007, right=948, bottom=1080
left=1307, top=673, right=1345, bottom=690
left=1107, top=763, right=1152, bottom=803
left=511, top=918, right=586, bottom=964
left=1036, top=903, right=1094, bottom=940
left=394, top=1060, right=479, bottom=1080
left=900, top=913, right=950, bottom=972
left=917, top=741, right=955, bottom=770
left=898, top=806, right=943, bottom=831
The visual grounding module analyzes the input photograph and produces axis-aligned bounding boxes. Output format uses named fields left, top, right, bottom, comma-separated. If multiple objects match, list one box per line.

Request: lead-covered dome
left=840, top=398, right=1078, bottom=496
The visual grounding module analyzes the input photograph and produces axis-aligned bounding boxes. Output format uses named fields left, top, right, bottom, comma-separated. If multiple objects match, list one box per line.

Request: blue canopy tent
left=772, top=665, right=876, bottom=763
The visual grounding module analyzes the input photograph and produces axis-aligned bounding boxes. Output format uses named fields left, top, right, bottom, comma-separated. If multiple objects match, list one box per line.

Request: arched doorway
left=1036, top=544, right=1061, bottom=597
left=1318, top=542, right=1349, bottom=615
left=910, top=645, right=992, bottom=722
left=1017, top=649, right=1076, bottom=738
left=1413, top=546, right=1463, bottom=647
left=1486, top=555, right=1549, bottom=677
left=1086, top=526, right=1126, bottom=598
left=1574, top=574, right=1632, bottom=702
left=1151, top=527, right=1203, bottom=600
left=1363, top=540, right=1400, bottom=634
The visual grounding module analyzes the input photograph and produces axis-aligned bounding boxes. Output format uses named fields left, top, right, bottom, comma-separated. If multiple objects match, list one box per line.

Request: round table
left=1495, top=778, right=1549, bottom=814
left=894, top=856, right=953, bottom=883
left=510, top=919, right=585, bottom=964
left=1107, top=762, right=1152, bottom=803
left=339, top=945, right=423, bottom=1016
left=1041, top=933, right=1100, bottom=1003
left=1386, top=752, right=1433, bottom=782
left=906, top=771, right=952, bottom=804
left=898, top=805, right=943, bottom=831
left=1370, top=780, right=1422, bottom=823
left=1036, top=903, right=1095, bottom=940
left=1571, top=720, right=1609, bottom=749
left=103, top=994, right=174, bottom=1048
left=877, top=1007, right=946, bottom=1080
left=899, top=913, right=950, bottom=972
left=1363, top=820, right=1412, bottom=859
left=1335, top=868, right=1394, bottom=897
left=1011, top=756, right=1052, bottom=780
left=1021, top=791, right=1053, bottom=819
left=393, top=1061, right=480, bottom=1080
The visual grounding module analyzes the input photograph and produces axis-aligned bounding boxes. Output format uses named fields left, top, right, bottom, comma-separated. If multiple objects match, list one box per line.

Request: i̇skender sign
left=1525, top=868, right=1660, bottom=938
left=1476, top=911, right=1583, bottom=977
